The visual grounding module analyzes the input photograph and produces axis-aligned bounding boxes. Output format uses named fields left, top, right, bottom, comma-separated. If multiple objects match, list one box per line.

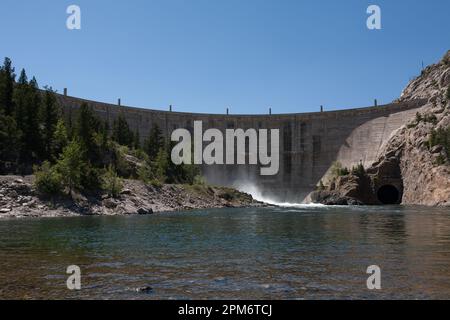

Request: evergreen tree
left=26, top=77, right=44, bottom=159
left=134, top=128, right=141, bottom=150
left=0, top=58, right=20, bottom=170
left=14, top=69, right=28, bottom=128
left=100, top=120, right=110, bottom=149
left=75, top=103, right=100, bottom=162
left=0, top=112, right=20, bottom=172
left=0, top=57, right=15, bottom=116
left=42, top=88, right=60, bottom=158
left=144, top=124, right=164, bottom=160
left=13, top=69, right=32, bottom=163
left=52, top=119, right=68, bottom=160
left=56, top=139, right=84, bottom=195
left=112, top=114, right=134, bottom=147
left=155, top=146, right=169, bottom=182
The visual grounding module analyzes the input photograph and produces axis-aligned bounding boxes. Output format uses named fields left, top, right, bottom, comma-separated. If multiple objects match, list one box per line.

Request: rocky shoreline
left=0, top=175, right=267, bottom=219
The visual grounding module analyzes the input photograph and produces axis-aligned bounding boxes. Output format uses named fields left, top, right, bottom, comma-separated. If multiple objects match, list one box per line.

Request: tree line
left=0, top=57, right=200, bottom=197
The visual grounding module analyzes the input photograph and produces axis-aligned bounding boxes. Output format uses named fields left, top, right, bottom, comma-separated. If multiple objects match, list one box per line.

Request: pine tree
left=42, top=88, right=60, bottom=159
left=155, top=146, right=169, bottom=182
left=134, top=128, right=140, bottom=149
left=56, top=139, right=84, bottom=195
left=100, top=120, right=110, bottom=149
left=144, top=124, right=164, bottom=160
left=0, top=112, right=20, bottom=172
left=26, top=77, right=44, bottom=159
left=0, top=58, right=19, bottom=171
left=112, top=114, right=134, bottom=147
left=0, top=57, right=16, bottom=116
left=52, top=119, right=68, bottom=160
left=75, top=103, right=100, bottom=161
left=14, top=69, right=28, bottom=127
left=13, top=69, right=30, bottom=163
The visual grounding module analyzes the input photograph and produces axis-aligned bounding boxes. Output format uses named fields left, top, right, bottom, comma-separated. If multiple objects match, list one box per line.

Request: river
left=1, top=205, right=450, bottom=299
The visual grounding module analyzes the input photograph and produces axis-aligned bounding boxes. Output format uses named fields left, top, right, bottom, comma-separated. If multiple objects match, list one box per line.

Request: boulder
left=137, top=207, right=153, bottom=215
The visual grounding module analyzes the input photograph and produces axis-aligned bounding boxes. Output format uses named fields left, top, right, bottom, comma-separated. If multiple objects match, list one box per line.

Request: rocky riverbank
left=0, top=175, right=267, bottom=219
left=311, top=50, right=450, bottom=206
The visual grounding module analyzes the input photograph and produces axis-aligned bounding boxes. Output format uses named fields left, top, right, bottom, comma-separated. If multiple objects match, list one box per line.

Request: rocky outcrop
left=312, top=50, right=450, bottom=206
left=0, top=175, right=266, bottom=219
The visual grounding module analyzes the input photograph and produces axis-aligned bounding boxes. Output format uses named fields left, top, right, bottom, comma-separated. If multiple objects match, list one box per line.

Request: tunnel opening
left=377, top=185, right=400, bottom=205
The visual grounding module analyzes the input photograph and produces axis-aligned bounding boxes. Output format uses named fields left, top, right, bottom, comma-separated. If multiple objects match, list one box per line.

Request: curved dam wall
left=56, top=93, right=426, bottom=202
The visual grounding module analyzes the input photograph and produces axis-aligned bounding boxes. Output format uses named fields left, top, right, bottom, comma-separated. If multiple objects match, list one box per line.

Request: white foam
left=233, top=182, right=325, bottom=208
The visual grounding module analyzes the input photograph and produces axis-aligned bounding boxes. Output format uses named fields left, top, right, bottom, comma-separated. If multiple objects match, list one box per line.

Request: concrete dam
left=56, top=93, right=426, bottom=203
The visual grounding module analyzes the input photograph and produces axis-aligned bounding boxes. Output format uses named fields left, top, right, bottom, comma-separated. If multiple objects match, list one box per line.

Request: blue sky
left=1, top=0, right=449, bottom=114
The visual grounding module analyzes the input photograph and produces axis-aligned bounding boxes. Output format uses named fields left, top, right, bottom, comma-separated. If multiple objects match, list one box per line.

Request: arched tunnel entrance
left=377, top=185, right=401, bottom=205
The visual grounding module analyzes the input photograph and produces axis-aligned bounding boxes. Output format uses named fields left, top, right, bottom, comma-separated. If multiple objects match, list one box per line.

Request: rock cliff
left=312, top=51, right=450, bottom=206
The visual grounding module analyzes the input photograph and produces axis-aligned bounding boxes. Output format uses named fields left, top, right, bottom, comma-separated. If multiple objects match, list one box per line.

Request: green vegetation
left=330, top=161, right=350, bottom=177
left=351, top=162, right=366, bottom=178
left=408, top=112, right=438, bottom=128
left=112, top=114, right=135, bottom=148
left=102, top=165, right=123, bottom=198
left=429, top=126, right=450, bottom=164
left=330, top=161, right=367, bottom=179
left=0, top=57, right=203, bottom=197
left=317, top=180, right=325, bottom=191
left=34, top=161, right=63, bottom=196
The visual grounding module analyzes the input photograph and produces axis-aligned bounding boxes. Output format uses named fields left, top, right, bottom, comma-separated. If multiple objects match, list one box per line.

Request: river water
left=1, top=205, right=450, bottom=299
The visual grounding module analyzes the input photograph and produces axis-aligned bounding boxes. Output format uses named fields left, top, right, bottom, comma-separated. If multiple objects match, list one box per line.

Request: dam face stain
left=377, top=185, right=400, bottom=204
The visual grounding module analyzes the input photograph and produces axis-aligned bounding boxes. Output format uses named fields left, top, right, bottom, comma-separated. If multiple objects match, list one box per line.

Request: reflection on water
left=1, top=205, right=450, bottom=299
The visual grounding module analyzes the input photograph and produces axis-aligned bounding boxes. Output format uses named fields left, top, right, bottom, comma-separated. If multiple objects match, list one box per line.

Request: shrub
left=407, top=122, right=417, bottom=129
left=113, top=144, right=133, bottom=178
left=149, top=179, right=163, bottom=188
left=193, top=175, right=207, bottom=186
left=415, top=112, right=423, bottom=123
left=331, top=161, right=350, bottom=177
left=435, top=154, right=446, bottom=166
left=80, top=164, right=102, bottom=193
left=34, top=161, right=63, bottom=196
left=137, top=162, right=154, bottom=183
left=429, top=126, right=450, bottom=164
left=102, top=165, right=123, bottom=198
left=423, top=113, right=437, bottom=125
left=317, top=180, right=325, bottom=191
left=351, top=163, right=366, bottom=177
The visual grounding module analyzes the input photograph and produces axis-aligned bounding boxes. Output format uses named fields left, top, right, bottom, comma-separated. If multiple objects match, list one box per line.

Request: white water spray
left=233, top=181, right=325, bottom=208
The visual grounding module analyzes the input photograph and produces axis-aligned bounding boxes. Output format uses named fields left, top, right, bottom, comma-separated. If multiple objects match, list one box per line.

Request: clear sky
left=1, top=0, right=449, bottom=114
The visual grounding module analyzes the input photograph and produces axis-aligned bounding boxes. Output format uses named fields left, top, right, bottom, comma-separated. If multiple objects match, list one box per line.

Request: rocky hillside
left=312, top=50, right=450, bottom=206
left=0, top=175, right=266, bottom=219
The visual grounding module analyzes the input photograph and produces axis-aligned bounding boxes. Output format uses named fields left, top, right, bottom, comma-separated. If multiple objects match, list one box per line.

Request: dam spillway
left=56, top=93, right=427, bottom=202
